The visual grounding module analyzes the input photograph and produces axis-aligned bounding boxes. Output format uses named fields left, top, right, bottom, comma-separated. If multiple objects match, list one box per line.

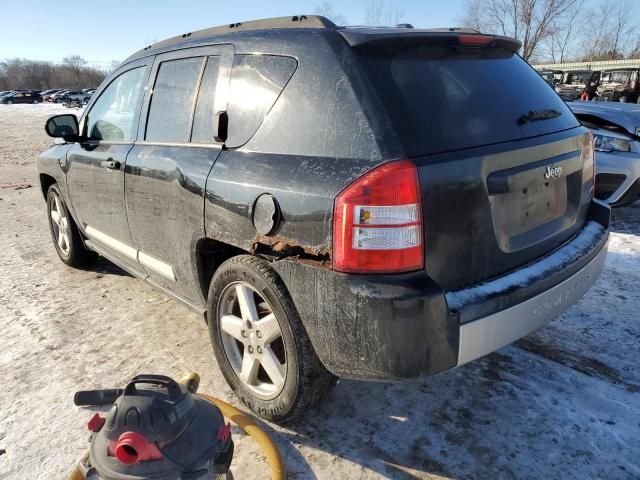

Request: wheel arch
left=39, top=173, right=57, bottom=200
left=195, top=238, right=248, bottom=309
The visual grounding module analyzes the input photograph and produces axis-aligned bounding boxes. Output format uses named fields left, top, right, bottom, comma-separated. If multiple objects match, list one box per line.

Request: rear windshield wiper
left=517, top=109, right=562, bottom=125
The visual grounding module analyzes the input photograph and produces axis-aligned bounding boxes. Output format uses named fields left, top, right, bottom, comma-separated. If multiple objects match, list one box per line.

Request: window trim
left=138, top=44, right=235, bottom=146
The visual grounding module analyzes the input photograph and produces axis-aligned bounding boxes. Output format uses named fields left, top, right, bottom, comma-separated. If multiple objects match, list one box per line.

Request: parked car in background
left=539, top=69, right=564, bottom=87
left=50, top=90, right=70, bottom=103
left=596, top=68, right=640, bottom=103
left=570, top=101, right=640, bottom=206
left=0, top=91, right=43, bottom=104
left=43, top=90, right=65, bottom=102
left=61, top=89, right=93, bottom=104
left=555, top=70, right=595, bottom=100
left=40, top=89, right=62, bottom=98
left=37, top=16, right=609, bottom=422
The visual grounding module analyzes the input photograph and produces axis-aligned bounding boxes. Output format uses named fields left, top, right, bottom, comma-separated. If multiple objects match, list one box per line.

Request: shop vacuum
left=72, top=374, right=235, bottom=480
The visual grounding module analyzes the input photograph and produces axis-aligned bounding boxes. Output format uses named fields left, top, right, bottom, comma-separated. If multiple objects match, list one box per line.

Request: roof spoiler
left=339, top=30, right=522, bottom=52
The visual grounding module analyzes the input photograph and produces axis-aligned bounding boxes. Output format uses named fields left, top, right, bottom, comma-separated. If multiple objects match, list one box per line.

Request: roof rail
left=144, top=15, right=337, bottom=52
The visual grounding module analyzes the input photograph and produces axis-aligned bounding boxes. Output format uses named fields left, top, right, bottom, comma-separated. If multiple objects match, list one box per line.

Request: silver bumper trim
left=457, top=241, right=608, bottom=366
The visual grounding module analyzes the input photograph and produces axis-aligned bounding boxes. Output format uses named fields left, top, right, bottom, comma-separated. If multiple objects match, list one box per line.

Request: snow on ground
left=0, top=104, right=638, bottom=479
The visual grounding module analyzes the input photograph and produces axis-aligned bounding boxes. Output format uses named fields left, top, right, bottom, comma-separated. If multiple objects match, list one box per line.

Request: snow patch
left=446, top=221, right=606, bottom=311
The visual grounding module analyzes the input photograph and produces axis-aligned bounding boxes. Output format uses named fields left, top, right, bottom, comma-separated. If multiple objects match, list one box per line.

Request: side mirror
left=45, top=114, right=80, bottom=141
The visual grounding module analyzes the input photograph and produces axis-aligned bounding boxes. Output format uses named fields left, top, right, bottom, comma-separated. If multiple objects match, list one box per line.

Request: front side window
left=145, top=57, right=204, bottom=143
left=86, top=66, right=146, bottom=142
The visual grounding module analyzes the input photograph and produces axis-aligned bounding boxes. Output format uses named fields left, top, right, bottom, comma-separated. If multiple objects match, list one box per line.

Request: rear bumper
left=273, top=200, right=610, bottom=381
left=457, top=232, right=607, bottom=366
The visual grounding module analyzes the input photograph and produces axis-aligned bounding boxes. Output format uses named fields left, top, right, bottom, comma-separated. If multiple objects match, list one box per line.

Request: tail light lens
left=333, top=160, right=424, bottom=273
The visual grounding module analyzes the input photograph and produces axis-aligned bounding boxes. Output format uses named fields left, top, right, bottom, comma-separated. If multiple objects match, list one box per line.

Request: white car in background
left=569, top=101, right=640, bottom=206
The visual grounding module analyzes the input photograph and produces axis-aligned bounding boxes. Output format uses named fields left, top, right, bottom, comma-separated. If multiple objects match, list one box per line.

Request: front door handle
left=101, top=159, right=121, bottom=170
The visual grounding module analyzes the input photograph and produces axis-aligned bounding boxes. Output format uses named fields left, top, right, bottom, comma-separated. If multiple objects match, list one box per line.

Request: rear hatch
left=352, top=32, right=594, bottom=290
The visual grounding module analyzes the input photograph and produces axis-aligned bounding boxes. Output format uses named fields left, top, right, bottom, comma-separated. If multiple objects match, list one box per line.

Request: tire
left=636, top=96, right=640, bottom=105
left=7, top=100, right=12, bottom=105
left=55, top=98, right=62, bottom=103
left=620, top=95, right=628, bottom=103
left=46, top=184, right=97, bottom=267
left=207, top=255, right=336, bottom=423
left=83, top=97, right=90, bottom=104
left=33, top=99, right=40, bottom=104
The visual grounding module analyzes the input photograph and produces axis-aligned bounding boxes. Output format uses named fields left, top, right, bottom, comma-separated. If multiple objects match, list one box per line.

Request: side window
left=145, top=57, right=204, bottom=143
left=191, top=56, right=221, bottom=143
left=225, top=55, right=297, bottom=148
left=86, top=67, right=146, bottom=142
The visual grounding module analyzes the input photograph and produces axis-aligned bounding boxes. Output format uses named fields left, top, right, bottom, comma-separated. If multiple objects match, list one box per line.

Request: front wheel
left=46, top=184, right=97, bottom=267
left=207, top=255, right=336, bottom=423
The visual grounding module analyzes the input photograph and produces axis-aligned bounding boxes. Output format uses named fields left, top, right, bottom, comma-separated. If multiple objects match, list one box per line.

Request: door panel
left=66, top=60, right=151, bottom=270
left=125, top=45, right=234, bottom=303
left=126, top=145, right=220, bottom=300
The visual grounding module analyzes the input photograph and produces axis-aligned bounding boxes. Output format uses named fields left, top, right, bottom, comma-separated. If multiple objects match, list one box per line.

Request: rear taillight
left=333, top=160, right=424, bottom=273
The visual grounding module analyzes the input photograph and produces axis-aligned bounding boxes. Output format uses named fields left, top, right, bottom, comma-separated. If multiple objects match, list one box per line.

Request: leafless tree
left=578, top=0, right=636, bottom=60
left=63, top=55, right=88, bottom=74
left=458, top=0, right=579, bottom=61
left=314, top=1, right=347, bottom=25
left=364, top=0, right=404, bottom=26
left=539, top=3, right=583, bottom=63
left=0, top=57, right=106, bottom=90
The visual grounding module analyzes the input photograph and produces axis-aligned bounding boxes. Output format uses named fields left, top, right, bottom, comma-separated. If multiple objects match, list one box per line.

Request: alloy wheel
left=49, top=193, right=71, bottom=257
left=218, top=281, right=287, bottom=400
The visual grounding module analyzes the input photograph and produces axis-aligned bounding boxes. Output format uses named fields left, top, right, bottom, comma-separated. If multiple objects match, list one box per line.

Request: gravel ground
left=0, top=104, right=639, bottom=479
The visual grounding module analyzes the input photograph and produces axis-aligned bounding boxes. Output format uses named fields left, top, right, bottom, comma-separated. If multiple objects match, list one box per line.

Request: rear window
left=225, top=55, right=297, bottom=148
left=358, top=44, right=579, bottom=156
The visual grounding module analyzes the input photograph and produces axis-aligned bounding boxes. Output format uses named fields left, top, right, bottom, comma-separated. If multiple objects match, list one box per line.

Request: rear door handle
left=101, top=159, right=121, bottom=170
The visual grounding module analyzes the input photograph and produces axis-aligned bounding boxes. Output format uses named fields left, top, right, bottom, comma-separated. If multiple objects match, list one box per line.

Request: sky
left=0, top=0, right=466, bottom=67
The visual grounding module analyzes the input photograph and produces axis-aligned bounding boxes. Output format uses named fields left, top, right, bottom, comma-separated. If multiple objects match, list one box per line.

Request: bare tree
left=459, top=0, right=579, bottom=61
left=0, top=58, right=106, bottom=90
left=314, top=1, right=347, bottom=25
left=578, top=0, right=637, bottom=61
left=539, top=3, right=583, bottom=63
left=364, top=0, right=404, bottom=26
left=63, top=55, right=88, bottom=74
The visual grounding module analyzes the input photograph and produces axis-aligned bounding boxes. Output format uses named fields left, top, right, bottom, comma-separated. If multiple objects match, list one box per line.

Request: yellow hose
left=199, top=393, right=285, bottom=480
left=68, top=373, right=285, bottom=480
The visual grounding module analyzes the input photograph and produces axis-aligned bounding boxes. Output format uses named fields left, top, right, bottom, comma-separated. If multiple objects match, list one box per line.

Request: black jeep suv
left=37, top=16, right=610, bottom=422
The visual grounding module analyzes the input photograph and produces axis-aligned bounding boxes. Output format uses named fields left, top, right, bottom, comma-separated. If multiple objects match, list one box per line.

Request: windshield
left=567, top=72, right=591, bottom=84
left=358, top=45, right=579, bottom=156
left=601, top=70, right=633, bottom=83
